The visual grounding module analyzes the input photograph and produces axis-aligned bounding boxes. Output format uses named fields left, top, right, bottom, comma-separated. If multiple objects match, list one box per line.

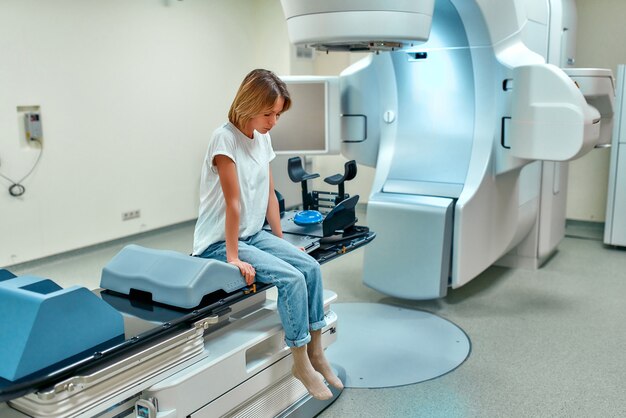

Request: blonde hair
left=228, top=69, right=291, bottom=131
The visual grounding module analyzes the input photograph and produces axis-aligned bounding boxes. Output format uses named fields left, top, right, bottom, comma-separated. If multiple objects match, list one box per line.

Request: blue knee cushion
left=0, top=276, right=124, bottom=381
left=0, top=269, right=16, bottom=282
left=100, top=244, right=246, bottom=309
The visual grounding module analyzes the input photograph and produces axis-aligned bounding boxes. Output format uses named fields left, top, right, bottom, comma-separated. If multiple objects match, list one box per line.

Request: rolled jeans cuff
left=285, top=333, right=311, bottom=348
left=310, top=319, right=327, bottom=332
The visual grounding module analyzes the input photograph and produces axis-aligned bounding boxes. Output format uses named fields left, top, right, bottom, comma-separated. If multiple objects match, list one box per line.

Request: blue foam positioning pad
left=100, top=244, right=246, bottom=309
left=0, top=276, right=125, bottom=381
left=0, top=269, right=17, bottom=282
left=293, top=210, right=323, bottom=226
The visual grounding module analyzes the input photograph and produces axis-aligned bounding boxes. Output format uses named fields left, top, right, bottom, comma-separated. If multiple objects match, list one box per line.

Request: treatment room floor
left=8, top=216, right=626, bottom=418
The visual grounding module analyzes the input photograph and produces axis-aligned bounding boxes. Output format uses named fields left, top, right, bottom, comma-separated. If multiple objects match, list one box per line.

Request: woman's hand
left=229, top=258, right=256, bottom=285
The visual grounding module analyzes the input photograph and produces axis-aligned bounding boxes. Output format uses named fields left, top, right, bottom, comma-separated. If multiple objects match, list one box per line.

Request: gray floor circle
left=325, top=303, right=471, bottom=388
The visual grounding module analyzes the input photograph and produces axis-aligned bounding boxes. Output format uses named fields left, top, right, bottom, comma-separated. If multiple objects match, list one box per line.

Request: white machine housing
left=280, top=0, right=614, bottom=299
left=281, top=0, right=435, bottom=51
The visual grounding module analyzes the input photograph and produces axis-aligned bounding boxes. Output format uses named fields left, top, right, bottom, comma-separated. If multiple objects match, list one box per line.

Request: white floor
left=6, top=220, right=626, bottom=418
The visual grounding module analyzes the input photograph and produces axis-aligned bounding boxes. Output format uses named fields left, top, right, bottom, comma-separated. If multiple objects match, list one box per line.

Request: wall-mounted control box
left=24, top=112, right=43, bottom=141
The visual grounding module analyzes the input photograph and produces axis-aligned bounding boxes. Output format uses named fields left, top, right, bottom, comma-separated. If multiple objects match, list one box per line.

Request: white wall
left=568, top=0, right=626, bottom=221
left=0, top=0, right=290, bottom=266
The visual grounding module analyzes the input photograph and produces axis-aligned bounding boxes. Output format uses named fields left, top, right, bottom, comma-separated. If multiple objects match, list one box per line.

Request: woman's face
left=246, top=96, right=285, bottom=137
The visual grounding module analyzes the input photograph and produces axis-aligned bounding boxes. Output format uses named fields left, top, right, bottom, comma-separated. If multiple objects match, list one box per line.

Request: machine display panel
left=271, top=81, right=326, bottom=153
left=271, top=77, right=340, bottom=155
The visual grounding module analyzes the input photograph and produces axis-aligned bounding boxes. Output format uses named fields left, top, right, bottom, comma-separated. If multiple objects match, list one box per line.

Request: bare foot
left=308, top=352, right=344, bottom=390
left=292, top=365, right=333, bottom=400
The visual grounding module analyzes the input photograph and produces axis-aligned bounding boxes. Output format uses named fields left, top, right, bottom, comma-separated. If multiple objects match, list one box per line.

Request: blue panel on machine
left=0, top=276, right=125, bottom=381
left=100, top=244, right=247, bottom=309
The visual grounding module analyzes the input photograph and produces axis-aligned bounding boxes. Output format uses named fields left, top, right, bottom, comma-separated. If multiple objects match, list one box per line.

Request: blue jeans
left=198, top=230, right=326, bottom=347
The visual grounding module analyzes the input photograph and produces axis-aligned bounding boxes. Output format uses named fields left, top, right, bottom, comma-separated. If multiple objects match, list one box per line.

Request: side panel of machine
left=363, top=193, right=453, bottom=299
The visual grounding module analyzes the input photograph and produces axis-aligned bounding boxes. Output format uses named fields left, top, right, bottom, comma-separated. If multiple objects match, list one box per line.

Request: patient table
left=0, top=220, right=373, bottom=418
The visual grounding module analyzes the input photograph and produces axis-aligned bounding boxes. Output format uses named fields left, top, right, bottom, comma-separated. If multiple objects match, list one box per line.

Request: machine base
left=326, top=303, right=470, bottom=388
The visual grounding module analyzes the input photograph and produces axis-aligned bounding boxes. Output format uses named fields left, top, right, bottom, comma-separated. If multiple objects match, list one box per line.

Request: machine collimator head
left=280, top=0, right=435, bottom=53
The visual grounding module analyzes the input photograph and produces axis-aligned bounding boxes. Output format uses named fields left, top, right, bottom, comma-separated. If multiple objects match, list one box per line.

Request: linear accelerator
left=277, top=0, right=614, bottom=299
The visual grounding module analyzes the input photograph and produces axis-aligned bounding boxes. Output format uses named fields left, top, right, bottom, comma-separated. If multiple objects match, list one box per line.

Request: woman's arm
left=214, top=154, right=255, bottom=284
left=266, top=167, right=283, bottom=238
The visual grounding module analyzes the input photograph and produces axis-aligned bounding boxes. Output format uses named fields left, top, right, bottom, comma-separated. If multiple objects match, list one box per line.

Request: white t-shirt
left=192, top=122, right=276, bottom=255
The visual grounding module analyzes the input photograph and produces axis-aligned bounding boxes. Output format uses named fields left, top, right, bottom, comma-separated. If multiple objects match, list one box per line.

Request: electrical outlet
left=122, top=210, right=141, bottom=221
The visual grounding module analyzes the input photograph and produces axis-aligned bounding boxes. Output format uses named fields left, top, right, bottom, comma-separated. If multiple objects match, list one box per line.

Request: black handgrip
left=288, top=157, right=320, bottom=183
left=324, top=160, right=357, bottom=185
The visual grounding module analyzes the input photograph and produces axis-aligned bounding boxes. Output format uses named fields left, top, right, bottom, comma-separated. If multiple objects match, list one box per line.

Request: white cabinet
left=605, top=65, right=626, bottom=246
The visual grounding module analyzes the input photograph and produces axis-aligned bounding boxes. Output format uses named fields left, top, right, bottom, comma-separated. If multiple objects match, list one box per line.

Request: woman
left=193, top=69, right=342, bottom=400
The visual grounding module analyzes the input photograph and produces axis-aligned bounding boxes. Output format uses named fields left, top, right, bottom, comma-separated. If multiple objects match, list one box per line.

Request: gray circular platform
left=325, top=303, right=471, bottom=388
